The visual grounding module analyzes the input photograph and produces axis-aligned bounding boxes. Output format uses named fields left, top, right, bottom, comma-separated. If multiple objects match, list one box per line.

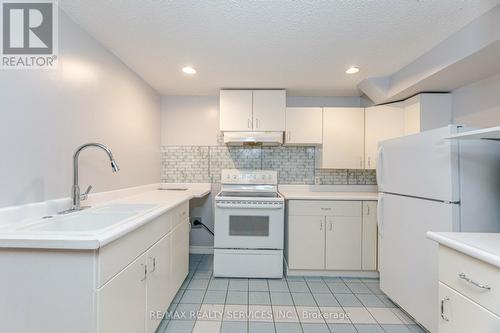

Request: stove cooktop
left=218, top=191, right=280, bottom=198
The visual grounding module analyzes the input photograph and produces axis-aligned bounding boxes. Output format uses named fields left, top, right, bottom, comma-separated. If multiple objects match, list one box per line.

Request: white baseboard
left=189, top=246, right=214, bottom=254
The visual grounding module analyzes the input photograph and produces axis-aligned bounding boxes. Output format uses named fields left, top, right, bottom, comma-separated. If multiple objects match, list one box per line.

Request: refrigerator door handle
left=377, top=194, right=384, bottom=238
left=376, top=146, right=383, bottom=187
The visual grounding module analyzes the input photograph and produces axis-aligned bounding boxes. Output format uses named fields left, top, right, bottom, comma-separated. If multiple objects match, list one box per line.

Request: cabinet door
left=320, top=107, right=365, bottom=169
left=325, top=216, right=362, bottom=270
left=171, top=221, right=190, bottom=289
left=439, top=282, right=500, bottom=333
left=252, top=90, right=286, bottom=131
left=285, top=107, right=322, bottom=145
left=220, top=90, right=253, bottom=131
left=364, top=104, right=405, bottom=169
left=288, top=215, right=325, bottom=270
left=145, top=234, right=173, bottom=333
left=362, top=201, right=378, bottom=270
left=97, top=253, right=147, bottom=333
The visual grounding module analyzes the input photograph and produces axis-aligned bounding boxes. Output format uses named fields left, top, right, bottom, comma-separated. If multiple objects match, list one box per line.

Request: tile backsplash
left=161, top=136, right=376, bottom=185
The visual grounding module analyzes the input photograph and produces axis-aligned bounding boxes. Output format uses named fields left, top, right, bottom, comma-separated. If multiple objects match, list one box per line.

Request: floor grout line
left=161, top=254, right=420, bottom=333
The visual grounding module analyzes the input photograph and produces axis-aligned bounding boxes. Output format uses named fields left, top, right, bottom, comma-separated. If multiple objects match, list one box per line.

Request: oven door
left=214, top=204, right=284, bottom=250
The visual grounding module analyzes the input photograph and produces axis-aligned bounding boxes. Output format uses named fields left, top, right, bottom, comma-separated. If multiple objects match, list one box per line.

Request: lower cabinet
left=98, top=252, right=148, bottom=333
left=325, top=216, right=361, bottom=270
left=96, top=202, right=189, bottom=333
left=362, top=201, right=377, bottom=270
left=439, top=282, right=500, bottom=333
left=288, top=215, right=325, bottom=269
left=171, top=220, right=190, bottom=289
left=437, top=245, right=500, bottom=333
left=146, top=234, right=173, bottom=333
left=286, top=200, right=377, bottom=272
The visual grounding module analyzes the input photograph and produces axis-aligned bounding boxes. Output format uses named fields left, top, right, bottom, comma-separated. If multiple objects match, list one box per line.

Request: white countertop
left=0, top=183, right=211, bottom=250
left=278, top=184, right=379, bottom=201
left=427, top=232, right=500, bottom=268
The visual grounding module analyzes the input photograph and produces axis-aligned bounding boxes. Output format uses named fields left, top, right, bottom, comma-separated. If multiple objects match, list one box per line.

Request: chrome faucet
left=60, top=143, right=119, bottom=214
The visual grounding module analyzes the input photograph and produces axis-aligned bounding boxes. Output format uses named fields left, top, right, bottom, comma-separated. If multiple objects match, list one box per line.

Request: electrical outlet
left=314, top=176, right=321, bottom=185
left=190, top=217, right=202, bottom=229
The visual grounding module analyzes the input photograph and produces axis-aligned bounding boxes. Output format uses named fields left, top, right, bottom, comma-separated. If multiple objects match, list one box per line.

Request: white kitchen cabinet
left=288, top=215, right=325, bottom=270
left=220, top=90, right=253, bottom=131
left=285, top=107, right=322, bottom=145
left=365, top=104, right=405, bottom=170
left=317, top=107, right=365, bottom=169
left=286, top=200, right=376, bottom=273
left=219, top=89, right=285, bottom=132
left=438, top=282, right=500, bottom=333
left=404, top=94, right=452, bottom=135
left=365, top=93, right=451, bottom=169
left=325, top=216, right=362, bottom=270
left=145, top=234, right=173, bottom=333
left=98, top=252, right=148, bottom=333
left=253, top=90, right=286, bottom=131
left=0, top=202, right=191, bottom=333
left=172, top=220, right=190, bottom=288
left=362, top=201, right=378, bottom=270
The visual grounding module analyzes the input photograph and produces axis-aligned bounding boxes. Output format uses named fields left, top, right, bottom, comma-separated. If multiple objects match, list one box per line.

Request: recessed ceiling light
left=182, top=66, right=197, bottom=75
left=346, top=66, right=360, bottom=74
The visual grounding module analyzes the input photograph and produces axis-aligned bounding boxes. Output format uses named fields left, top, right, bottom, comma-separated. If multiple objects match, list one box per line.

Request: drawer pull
left=440, top=297, right=450, bottom=322
left=320, top=207, right=332, bottom=211
left=458, top=272, right=491, bottom=291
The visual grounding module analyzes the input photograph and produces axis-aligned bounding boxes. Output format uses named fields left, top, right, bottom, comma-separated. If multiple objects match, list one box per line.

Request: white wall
left=452, top=72, right=500, bottom=127
left=161, top=96, right=219, bottom=146
left=0, top=10, right=161, bottom=208
left=160, top=95, right=361, bottom=146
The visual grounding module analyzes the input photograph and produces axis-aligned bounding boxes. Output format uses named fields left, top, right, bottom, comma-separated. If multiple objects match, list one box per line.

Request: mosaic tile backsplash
left=161, top=135, right=376, bottom=185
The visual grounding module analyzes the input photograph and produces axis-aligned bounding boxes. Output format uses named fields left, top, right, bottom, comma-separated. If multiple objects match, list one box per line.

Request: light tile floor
left=155, top=255, right=426, bottom=333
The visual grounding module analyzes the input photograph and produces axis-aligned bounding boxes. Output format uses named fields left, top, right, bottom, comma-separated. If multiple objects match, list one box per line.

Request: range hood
left=223, top=132, right=283, bottom=146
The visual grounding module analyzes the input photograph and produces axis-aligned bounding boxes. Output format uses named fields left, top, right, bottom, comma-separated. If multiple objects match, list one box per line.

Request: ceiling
left=59, top=0, right=500, bottom=96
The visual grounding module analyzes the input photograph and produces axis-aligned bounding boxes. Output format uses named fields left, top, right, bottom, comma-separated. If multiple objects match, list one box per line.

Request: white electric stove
left=213, top=169, right=284, bottom=278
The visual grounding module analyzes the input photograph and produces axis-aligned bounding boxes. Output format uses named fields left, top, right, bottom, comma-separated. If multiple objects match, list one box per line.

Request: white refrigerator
left=377, top=125, right=500, bottom=333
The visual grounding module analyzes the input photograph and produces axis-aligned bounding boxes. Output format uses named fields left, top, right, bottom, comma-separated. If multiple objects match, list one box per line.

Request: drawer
left=288, top=200, right=361, bottom=217
left=439, top=282, right=500, bottom=333
left=439, top=246, right=500, bottom=316
left=97, top=211, right=172, bottom=288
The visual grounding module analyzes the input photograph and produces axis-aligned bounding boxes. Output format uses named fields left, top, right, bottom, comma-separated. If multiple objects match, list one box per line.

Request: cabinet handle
left=248, top=118, right=252, bottom=129
left=141, top=263, right=147, bottom=281
left=289, top=131, right=292, bottom=141
left=320, top=221, right=323, bottom=230
left=440, top=297, right=450, bottom=322
left=366, top=204, right=370, bottom=215
left=329, top=222, right=333, bottom=231
left=148, top=257, right=156, bottom=273
left=320, top=207, right=331, bottom=211
left=255, top=118, right=259, bottom=128
left=360, top=157, right=363, bottom=168
left=368, top=157, right=371, bottom=168
left=458, top=272, right=491, bottom=290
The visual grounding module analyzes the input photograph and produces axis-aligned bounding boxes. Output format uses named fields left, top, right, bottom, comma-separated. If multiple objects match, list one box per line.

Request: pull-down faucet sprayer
left=59, top=143, right=119, bottom=214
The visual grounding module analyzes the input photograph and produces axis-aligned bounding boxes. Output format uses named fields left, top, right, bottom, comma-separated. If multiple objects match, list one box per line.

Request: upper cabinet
left=220, top=90, right=253, bottom=131
left=317, top=107, right=365, bottom=169
left=285, top=107, right=322, bottom=145
left=220, top=89, right=285, bottom=131
left=403, top=94, right=452, bottom=135
left=253, top=90, right=286, bottom=131
left=365, top=104, right=406, bottom=169
left=365, top=93, right=452, bottom=169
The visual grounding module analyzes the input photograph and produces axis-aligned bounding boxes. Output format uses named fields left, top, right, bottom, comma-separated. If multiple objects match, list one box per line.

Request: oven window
left=229, top=216, right=269, bottom=236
